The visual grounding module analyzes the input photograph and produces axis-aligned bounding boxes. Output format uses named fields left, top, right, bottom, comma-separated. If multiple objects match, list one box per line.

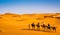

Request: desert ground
left=0, top=13, right=60, bottom=35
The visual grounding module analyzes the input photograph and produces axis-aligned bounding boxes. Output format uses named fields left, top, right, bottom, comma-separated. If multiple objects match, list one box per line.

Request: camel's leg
left=34, top=27, right=35, bottom=30
left=32, top=27, right=33, bottom=30
left=53, top=28, right=56, bottom=32
left=38, top=27, right=40, bottom=30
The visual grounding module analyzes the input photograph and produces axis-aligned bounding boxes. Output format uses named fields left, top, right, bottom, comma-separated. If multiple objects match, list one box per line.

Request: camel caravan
left=28, top=22, right=56, bottom=32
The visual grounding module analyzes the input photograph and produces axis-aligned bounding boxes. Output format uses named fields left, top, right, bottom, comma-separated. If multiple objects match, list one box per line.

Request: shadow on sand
left=21, top=29, right=54, bottom=33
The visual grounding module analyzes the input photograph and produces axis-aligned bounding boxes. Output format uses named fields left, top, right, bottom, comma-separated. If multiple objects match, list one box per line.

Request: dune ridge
left=0, top=13, right=60, bottom=35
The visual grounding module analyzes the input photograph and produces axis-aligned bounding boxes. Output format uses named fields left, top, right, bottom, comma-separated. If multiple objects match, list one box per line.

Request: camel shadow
left=21, top=29, right=53, bottom=33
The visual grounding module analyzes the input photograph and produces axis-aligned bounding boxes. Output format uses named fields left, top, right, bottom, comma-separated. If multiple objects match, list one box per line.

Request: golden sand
left=0, top=13, right=60, bottom=35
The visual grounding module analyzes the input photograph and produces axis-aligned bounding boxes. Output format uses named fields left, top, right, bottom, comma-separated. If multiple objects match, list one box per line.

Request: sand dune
left=0, top=13, right=60, bottom=35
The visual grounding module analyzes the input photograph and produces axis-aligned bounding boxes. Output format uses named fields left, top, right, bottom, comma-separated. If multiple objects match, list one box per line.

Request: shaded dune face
left=12, top=16, right=20, bottom=17
left=0, top=17, right=2, bottom=18
left=16, top=19, right=28, bottom=21
left=44, top=16, right=53, bottom=18
left=0, top=13, right=60, bottom=35
left=36, top=18, right=42, bottom=20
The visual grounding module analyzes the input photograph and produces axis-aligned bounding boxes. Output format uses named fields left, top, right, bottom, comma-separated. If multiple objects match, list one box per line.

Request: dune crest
left=0, top=13, right=60, bottom=35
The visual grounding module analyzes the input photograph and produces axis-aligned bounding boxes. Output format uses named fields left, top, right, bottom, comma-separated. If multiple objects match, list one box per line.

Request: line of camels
left=28, top=22, right=56, bottom=32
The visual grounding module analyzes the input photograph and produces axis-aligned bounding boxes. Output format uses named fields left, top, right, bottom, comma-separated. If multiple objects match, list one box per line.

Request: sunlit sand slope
left=0, top=13, right=60, bottom=35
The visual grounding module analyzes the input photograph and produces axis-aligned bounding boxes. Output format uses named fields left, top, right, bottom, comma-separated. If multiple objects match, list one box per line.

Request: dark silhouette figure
left=31, top=22, right=35, bottom=30
left=36, top=22, right=40, bottom=30
left=52, top=26, right=56, bottom=32
left=47, top=24, right=51, bottom=31
left=41, top=23, right=46, bottom=30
